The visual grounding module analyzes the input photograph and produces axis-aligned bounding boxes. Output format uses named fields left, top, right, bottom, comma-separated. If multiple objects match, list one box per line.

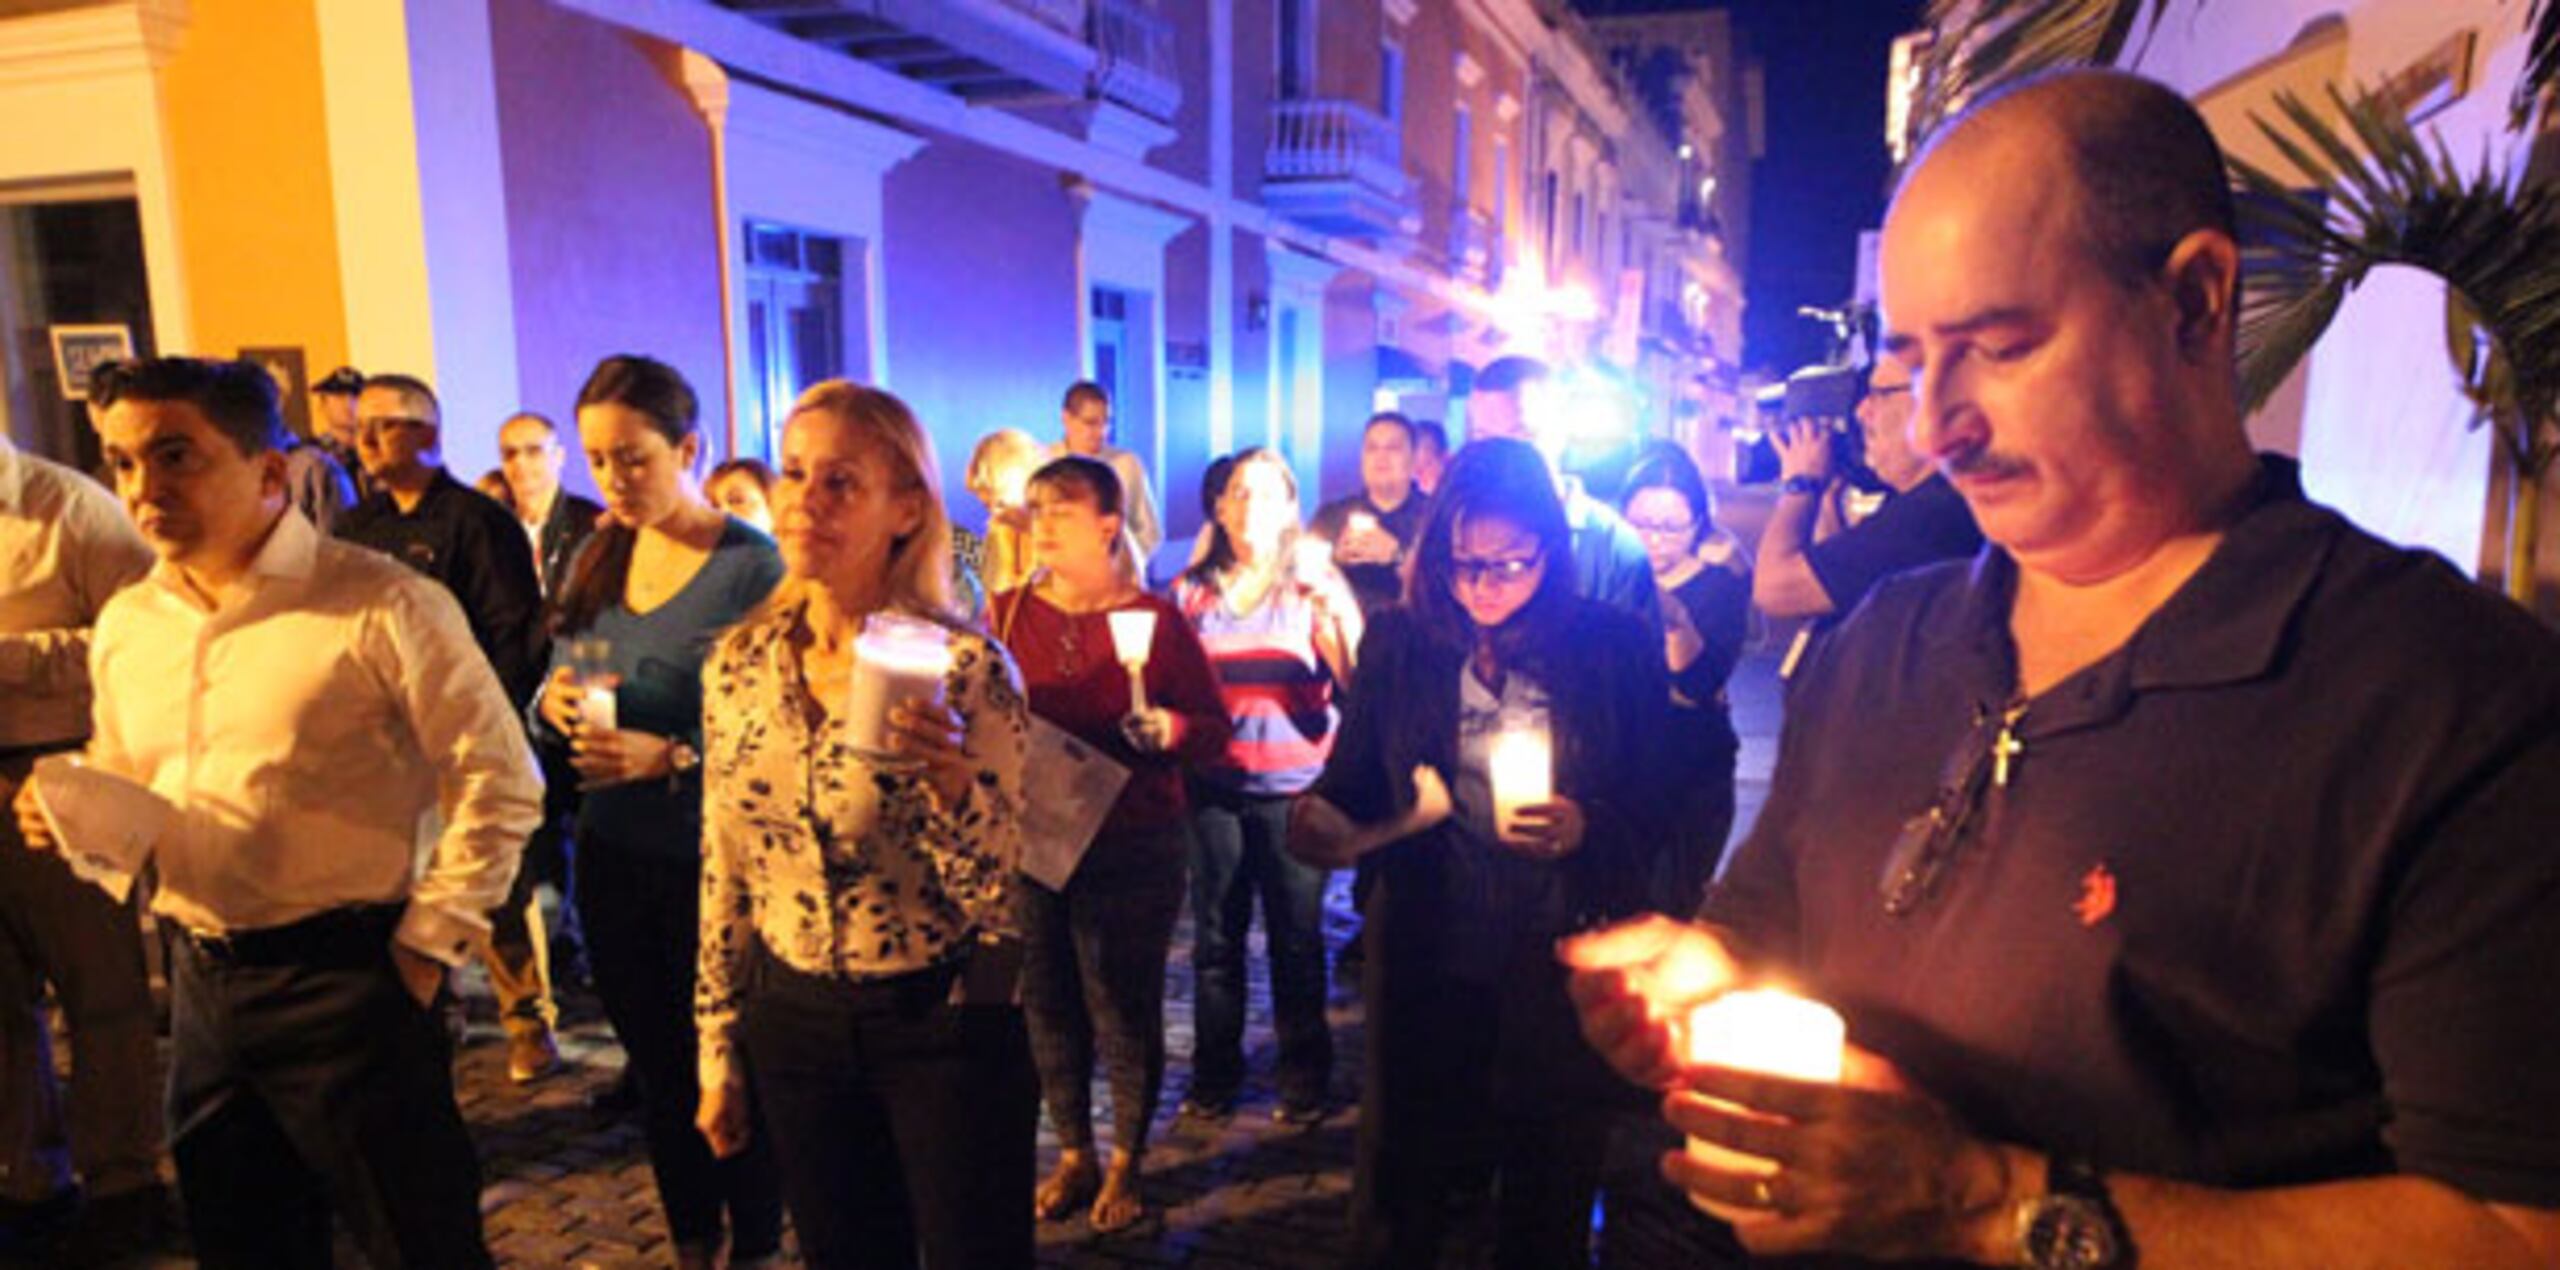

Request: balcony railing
left=1266, top=99, right=1410, bottom=194
left=999, top=0, right=1088, bottom=37
left=1088, top=0, right=1179, bottom=121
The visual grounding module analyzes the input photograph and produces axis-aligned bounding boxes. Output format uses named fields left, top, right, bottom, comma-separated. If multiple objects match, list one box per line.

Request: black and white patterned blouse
left=695, top=597, right=1028, bottom=1085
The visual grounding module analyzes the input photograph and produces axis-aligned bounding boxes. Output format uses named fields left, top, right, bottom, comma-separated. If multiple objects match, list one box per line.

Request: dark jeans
left=1187, top=785, right=1331, bottom=1105
left=1019, top=822, right=1189, bottom=1156
left=165, top=908, right=491, bottom=1270
left=1349, top=885, right=1615, bottom=1270
left=576, top=845, right=784, bottom=1258
left=739, top=947, right=1037, bottom=1269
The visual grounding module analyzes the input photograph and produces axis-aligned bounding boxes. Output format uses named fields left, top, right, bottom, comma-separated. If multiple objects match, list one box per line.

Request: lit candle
left=1107, top=608, right=1157, bottom=715
left=845, top=613, right=953, bottom=759
left=1681, top=989, right=1845, bottom=1221
left=1487, top=725, right=1552, bottom=841
left=578, top=684, right=619, bottom=735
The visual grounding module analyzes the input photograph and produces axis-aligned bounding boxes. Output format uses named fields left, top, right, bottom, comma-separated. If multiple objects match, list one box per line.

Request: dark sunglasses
left=1878, top=698, right=2027, bottom=916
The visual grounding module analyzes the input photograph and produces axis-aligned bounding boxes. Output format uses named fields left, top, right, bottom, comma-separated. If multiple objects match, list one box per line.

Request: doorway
left=1, top=192, right=155, bottom=474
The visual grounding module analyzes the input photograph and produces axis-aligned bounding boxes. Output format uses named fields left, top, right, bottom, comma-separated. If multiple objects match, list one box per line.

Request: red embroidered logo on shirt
left=2074, top=862, right=2118, bottom=927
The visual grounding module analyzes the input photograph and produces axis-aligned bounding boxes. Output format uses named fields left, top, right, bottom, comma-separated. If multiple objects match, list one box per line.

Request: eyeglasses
left=360, top=416, right=435, bottom=434
left=1449, top=555, right=1542, bottom=587
left=1628, top=517, right=1698, bottom=539
left=1877, top=698, right=2026, bottom=915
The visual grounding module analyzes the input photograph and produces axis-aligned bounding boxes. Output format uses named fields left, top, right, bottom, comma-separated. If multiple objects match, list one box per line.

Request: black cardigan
left=1311, top=597, right=1675, bottom=937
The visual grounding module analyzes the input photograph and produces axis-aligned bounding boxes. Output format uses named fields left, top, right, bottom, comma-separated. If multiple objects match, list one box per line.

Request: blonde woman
left=961, top=427, right=1042, bottom=596
left=694, top=381, right=1033, bottom=1268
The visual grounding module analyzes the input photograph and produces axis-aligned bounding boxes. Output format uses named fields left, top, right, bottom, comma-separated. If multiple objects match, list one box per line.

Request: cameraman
left=1752, top=356, right=1980, bottom=620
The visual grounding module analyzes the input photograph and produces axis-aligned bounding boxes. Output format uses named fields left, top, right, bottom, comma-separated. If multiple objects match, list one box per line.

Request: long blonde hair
left=769, top=379, right=959, bottom=623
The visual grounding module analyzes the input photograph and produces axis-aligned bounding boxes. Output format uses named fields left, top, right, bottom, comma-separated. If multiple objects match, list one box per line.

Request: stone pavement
left=36, top=655, right=1785, bottom=1269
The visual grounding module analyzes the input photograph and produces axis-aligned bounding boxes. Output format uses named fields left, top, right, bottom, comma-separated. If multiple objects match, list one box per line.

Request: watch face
left=2025, top=1196, right=2121, bottom=1270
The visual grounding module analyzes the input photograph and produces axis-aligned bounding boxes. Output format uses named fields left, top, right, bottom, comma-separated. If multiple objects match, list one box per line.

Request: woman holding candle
left=992, top=455, right=1228, bottom=1233
left=691, top=381, right=1036, bottom=1269
left=1620, top=442, right=1751, bottom=910
left=1287, top=437, right=1672, bottom=1269
left=1171, top=448, right=1361, bottom=1124
left=534, top=354, right=786, bottom=1270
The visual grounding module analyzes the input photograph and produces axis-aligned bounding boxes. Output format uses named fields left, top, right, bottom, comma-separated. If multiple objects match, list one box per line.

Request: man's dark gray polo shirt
left=1707, top=458, right=2560, bottom=1222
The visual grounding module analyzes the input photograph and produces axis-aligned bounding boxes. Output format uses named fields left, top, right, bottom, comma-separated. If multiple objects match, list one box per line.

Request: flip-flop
left=1033, top=1164, right=1098, bottom=1222
left=1089, top=1184, right=1147, bottom=1235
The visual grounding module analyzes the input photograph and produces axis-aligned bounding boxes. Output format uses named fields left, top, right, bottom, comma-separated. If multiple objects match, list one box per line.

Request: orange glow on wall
left=161, top=0, right=349, bottom=401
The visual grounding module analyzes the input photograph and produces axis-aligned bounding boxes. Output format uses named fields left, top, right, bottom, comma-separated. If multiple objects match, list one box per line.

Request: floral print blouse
left=695, top=598, right=1029, bottom=1087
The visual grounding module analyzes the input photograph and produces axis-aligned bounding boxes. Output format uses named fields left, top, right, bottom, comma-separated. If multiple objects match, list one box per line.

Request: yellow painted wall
left=160, top=0, right=348, bottom=410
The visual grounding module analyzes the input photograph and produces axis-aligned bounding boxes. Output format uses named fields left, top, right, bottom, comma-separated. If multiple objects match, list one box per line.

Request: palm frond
left=2232, top=86, right=2560, bottom=474
left=1908, top=0, right=2174, bottom=158
left=2514, top=0, right=2559, bottom=129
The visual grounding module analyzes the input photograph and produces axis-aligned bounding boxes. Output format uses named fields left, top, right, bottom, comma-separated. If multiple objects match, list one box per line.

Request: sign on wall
left=48, top=324, right=133, bottom=401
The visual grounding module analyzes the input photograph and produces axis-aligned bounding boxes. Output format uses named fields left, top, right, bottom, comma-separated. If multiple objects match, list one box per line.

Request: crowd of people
left=3, top=66, right=2556, bottom=1270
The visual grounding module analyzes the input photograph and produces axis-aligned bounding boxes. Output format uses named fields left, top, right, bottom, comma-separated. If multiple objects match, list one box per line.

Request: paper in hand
left=29, top=754, right=176, bottom=902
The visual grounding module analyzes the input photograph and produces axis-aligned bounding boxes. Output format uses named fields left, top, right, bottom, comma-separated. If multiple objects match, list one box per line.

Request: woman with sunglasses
left=1288, top=437, right=1672, bottom=1269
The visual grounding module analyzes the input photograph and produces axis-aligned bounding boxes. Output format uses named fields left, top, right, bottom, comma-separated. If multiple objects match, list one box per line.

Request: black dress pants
left=1348, top=887, right=1616, bottom=1270
left=165, top=908, right=491, bottom=1270
left=739, top=948, right=1037, bottom=1270
left=576, top=845, right=784, bottom=1258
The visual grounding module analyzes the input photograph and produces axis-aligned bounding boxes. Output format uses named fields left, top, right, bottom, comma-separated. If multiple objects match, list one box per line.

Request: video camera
left=1732, top=363, right=1873, bottom=487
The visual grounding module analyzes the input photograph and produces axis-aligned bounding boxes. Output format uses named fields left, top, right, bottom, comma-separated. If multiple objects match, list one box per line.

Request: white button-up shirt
left=0, top=436, right=152, bottom=749
left=81, top=508, right=541, bottom=964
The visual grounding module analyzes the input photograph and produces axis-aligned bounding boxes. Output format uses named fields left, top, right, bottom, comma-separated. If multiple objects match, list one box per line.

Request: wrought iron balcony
left=1263, top=99, right=1414, bottom=240
left=718, top=0, right=1093, bottom=105
left=1088, top=0, right=1179, bottom=122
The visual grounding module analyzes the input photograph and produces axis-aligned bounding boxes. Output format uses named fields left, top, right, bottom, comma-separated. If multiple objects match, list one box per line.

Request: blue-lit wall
left=492, top=0, right=724, bottom=500
left=882, top=142, right=1081, bottom=527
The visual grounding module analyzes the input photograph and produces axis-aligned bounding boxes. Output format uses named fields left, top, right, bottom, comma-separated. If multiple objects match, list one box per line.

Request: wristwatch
left=665, top=739, right=701, bottom=782
left=2015, top=1157, right=2135, bottom=1269
left=1780, top=474, right=1827, bottom=496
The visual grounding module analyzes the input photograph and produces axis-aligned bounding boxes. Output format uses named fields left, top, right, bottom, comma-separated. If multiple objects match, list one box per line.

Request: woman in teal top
left=533, top=354, right=786, bottom=1270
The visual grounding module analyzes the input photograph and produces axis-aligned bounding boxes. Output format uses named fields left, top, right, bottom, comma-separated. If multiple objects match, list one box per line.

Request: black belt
left=0, top=738, right=83, bottom=766
left=179, top=904, right=405, bottom=968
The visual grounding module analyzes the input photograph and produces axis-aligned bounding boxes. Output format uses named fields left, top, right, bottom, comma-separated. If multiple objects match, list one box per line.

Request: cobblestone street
left=31, top=657, right=1780, bottom=1269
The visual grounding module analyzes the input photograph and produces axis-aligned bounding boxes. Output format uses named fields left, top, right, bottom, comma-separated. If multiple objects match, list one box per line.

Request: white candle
left=1107, top=608, right=1157, bottom=715
left=1681, top=989, right=1845, bottom=1221
left=1487, top=726, right=1552, bottom=841
left=578, top=684, right=618, bottom=735
left=845, top=613, right=953, bottom=758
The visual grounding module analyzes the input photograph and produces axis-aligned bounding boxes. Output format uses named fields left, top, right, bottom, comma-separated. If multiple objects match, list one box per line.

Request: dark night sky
left=1716, top=0, right=1924, bottom=373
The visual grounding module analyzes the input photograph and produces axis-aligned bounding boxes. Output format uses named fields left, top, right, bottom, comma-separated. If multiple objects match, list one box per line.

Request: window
left=1380, top=38, right=1406, bottom=126
left=1278, top=0, right=1313, bottom=97
left=741, top=220, right=845, bottom=458
left=1543, top=170, right=1560, bottom=266
left=1453, top=106, right=1473, bottom=205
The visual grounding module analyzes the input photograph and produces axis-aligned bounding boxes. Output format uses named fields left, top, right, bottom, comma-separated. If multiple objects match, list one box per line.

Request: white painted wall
left=0, top=2, right=192, bottom=356
left=317, top=0, right=524, bottom=479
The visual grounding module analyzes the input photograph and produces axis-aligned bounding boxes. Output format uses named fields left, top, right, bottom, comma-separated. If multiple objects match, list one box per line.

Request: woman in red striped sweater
left=1170, top=449, right=1362, bottom=1125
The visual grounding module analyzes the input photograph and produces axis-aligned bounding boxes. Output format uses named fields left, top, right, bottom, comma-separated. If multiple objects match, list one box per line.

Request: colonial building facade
left=0, top=0, right=1750, bottom=538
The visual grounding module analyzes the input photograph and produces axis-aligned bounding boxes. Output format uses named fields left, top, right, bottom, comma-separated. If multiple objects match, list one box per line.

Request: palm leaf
left=2232, top=86, right=2560, bottom=477
left=1908, top=0, right=2175, bottom=157
left=2515, top=0, right=2559, bottom=128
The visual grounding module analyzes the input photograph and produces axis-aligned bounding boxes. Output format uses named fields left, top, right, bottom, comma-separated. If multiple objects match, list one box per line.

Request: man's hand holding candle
left=1560, top=915, right=2027, bottom=1262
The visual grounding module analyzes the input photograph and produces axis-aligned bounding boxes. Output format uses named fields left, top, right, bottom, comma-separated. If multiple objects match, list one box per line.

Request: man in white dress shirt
left=0, top=430, right=159, bottom=1260
left=12, top=357, right=541, bottom=1269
